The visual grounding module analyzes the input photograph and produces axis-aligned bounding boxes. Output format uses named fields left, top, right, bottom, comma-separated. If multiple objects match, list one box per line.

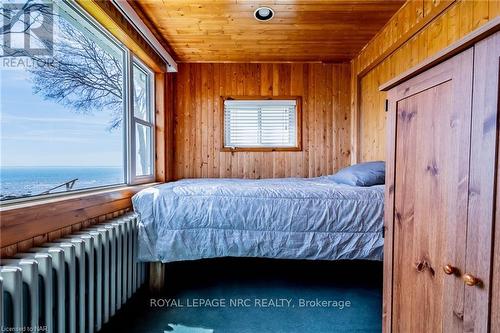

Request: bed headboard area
left=174, top=63, right=352, bottom=179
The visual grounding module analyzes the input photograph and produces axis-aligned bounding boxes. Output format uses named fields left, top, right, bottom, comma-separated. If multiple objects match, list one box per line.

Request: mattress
left=132, top=177, right=384, bottom=263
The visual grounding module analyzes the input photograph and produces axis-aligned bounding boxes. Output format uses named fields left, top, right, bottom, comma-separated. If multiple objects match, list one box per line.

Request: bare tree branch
left=28, top=19, right=124, bottom=130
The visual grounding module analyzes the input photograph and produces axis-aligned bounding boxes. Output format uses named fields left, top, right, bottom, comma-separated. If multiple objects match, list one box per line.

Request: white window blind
left=224, top=99, right=297, bottom=148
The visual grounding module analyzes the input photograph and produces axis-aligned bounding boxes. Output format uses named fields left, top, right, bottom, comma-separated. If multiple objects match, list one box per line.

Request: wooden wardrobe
left=381, top=19, right=500, bottom=333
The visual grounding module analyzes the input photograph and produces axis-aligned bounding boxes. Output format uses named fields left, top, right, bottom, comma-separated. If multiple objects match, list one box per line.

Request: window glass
left=131, top=60, right=154, bottom=180
left=0, top=1, right=142, bottom=201
left=224, top=99, right=297, bottom=148
left=132, top=64, right=150, bottom=122
left=134, top=123, right=152, bottom=176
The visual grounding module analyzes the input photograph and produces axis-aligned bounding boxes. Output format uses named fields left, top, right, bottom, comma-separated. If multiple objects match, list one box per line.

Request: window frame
left=221, top=96, right=302, bottom=152
left=127, top=56, right=156, bottom=185
left=67, top=0, right=157, bottom=187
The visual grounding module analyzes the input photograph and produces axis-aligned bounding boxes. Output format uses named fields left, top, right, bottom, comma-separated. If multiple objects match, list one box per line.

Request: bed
left=132, top=176, right=384, bottom=263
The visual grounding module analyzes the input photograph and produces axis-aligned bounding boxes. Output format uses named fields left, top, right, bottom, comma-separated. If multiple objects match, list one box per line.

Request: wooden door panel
left=382, top=89, right=397, bottom=333
left=391, top=49, right=474, bottom=333
left=466, top=32, right=500, bottom=333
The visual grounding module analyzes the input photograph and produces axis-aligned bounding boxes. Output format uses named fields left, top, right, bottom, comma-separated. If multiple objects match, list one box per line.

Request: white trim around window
left=128, top=56, right=156, bottom=185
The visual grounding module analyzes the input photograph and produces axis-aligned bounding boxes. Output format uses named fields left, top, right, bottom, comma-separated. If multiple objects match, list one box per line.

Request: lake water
left=0, top=166, right=124, bottom=200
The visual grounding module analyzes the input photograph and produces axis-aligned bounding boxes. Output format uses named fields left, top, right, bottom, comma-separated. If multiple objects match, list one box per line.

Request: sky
left=0, top=68, right=124, bottom=167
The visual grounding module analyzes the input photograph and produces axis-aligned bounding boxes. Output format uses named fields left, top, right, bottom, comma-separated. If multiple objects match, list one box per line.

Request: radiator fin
left=0, top=214, right=146, bottom=333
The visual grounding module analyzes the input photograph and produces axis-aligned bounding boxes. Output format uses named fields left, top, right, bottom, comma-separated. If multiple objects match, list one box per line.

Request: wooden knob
left=443, top=264, right=458, bottom=275
left=463, top=273, right=480, bottom=286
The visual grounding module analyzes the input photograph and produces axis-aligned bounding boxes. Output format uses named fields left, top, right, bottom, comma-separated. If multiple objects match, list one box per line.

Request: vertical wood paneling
left=174, top=63, right=351, bottom=179
left=155, top=73, right=175, bottom=182
left=353, top=0, right=499, bottom=162
left=165, top=74, right=175, bottom=181
left=155, top=73, right=165, bottom=182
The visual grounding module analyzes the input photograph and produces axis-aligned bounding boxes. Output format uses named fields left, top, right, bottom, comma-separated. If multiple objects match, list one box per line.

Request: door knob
left=463, top=273, right=480, bottom=286
left=443, top=264, right=458, bottom=275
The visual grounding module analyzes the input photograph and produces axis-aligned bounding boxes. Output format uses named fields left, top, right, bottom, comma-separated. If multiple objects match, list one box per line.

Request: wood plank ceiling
left=129, top=0, right=405, bottom=63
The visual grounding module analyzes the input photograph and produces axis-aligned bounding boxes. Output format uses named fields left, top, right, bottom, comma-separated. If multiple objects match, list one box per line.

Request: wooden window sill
left=0, top=183, right=158, bottom=248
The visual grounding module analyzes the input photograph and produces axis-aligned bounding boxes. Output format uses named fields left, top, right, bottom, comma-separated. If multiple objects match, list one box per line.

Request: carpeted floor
left=101, top=258, right=382, bottom=333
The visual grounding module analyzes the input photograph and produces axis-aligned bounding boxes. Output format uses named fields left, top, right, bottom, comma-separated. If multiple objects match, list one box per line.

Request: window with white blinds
left=224, top=99, right=298, bottom=148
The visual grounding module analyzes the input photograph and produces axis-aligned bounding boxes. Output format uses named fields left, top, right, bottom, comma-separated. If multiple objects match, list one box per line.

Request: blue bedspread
left=132, top=177, right=384, bottom=262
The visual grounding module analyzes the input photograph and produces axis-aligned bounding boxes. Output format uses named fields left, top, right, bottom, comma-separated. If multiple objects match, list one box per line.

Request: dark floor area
left=101, top=258, right=383, bottom=333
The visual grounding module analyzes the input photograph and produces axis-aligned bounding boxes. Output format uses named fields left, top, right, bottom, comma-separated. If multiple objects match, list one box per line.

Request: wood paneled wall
left=174, top=63, right=351, bottom=179
left=155, top=73, right=176, bottom=182
left=352, top=0, right=500, bottom=162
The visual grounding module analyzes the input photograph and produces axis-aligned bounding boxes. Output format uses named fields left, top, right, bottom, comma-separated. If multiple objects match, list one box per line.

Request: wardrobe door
left=386, top=48, right=474, bottom=333
left=467, top=32, right=500, bottom=333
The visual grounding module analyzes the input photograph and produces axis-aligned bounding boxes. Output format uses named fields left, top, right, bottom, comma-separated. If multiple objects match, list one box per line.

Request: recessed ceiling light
left=254, top=7, right=274, bottom=21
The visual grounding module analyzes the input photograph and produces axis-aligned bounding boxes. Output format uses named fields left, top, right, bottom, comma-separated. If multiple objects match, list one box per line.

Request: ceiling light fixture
left=254, top=7, right=274, bottom=21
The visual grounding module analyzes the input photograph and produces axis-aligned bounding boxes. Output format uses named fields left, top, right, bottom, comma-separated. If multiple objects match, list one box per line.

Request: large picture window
left=0, top=1, right=155, bottom=202
left=223, top=97, right=301, bottom=151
